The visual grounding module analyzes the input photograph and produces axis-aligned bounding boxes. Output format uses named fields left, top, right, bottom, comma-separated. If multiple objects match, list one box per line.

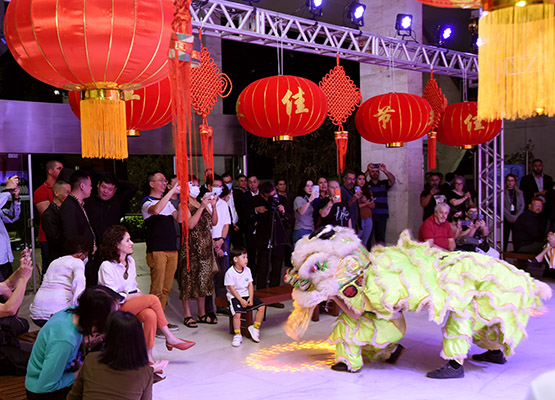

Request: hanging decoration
left=415, top=0, right=480, bottom=8
left=190, top=31, right=233, bottom=179
left=355, top=93, right=433, bottom=147
left=4, top=0, right=174, bottom=159
left=478, top=0, right=555, bottom=120
left=236, top=75, right=328, bottom=141
left=68, top=78, right=173, bottom=137
left=422, top=70, right=448, bottom=170
left=319, top=55, right=362, bottom=176
left=437, top=101, right=502, bottom=148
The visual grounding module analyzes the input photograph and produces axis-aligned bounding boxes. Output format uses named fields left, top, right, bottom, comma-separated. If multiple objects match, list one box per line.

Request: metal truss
left=476, top=125, right=505, bottom=251
left=190, top=0, right=478, bottom=79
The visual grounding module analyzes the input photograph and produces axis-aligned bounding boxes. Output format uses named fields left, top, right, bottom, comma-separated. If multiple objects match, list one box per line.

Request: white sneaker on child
left=248, top=325, right=260, bottom=342
left=232, top=334, right=243, bottom=347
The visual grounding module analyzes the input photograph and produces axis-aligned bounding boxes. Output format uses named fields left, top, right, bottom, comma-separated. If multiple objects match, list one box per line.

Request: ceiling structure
left=191, top=0, right=478, bottom=79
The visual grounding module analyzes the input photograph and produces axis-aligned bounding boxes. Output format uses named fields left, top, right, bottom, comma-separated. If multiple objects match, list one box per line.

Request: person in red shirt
left=418, top=202, right=455, bottom=251
left=33, top=160, right=63, bottom=273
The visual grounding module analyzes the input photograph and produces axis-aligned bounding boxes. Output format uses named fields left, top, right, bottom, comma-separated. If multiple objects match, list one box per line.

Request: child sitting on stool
left=224, top=246, right=266, bottom=347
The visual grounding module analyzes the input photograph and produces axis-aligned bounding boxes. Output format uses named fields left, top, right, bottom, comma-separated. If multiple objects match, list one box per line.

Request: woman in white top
left=98, top=225, right=195, bottom=373
left=29, top=236, right=89, bottom=326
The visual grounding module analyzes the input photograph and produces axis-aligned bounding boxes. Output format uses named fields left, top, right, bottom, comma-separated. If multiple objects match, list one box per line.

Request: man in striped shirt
left=367, top=163, right=396, bottom=246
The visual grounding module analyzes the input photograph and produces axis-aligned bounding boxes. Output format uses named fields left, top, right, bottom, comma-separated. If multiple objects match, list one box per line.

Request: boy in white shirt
left=224, top=246, right=265, bottom=347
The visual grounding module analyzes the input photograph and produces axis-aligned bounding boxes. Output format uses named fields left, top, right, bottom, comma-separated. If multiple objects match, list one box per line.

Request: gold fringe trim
left=478, top=4, right=555, bottom=120
left=80, top=98, right=128, bottom=159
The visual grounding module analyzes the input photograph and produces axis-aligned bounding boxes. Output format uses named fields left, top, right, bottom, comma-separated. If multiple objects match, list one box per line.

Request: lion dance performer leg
left=284, top=226, right=552, bottom=378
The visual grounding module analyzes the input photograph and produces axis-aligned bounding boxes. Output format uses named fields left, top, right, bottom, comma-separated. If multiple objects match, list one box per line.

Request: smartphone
left=478, top=214, right=484, bottom=220
left=372, top=163, right=381, bottom=169
left=461, top=220, right=471, bottom=226
left=312, top=185, right=320, bottom=196
left=334, top=188, right=341, bottom=202
left=355, top=186, right=361, bottom=192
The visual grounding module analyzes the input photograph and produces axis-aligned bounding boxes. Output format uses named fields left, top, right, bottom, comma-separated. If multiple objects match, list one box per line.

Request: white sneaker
left=248, top=325, right=260, bottom=343
left=232, top=334, right=243, bottom=347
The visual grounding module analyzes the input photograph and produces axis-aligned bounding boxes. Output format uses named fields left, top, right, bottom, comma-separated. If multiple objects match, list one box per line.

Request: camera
left=268, top=193, right=280, bottom=211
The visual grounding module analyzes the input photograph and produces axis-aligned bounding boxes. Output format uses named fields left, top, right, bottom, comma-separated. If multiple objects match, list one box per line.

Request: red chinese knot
left=319, top=55, right=362, bottom=174
left=191, top=34, right=232, bottom=176
left=422, top=71, right=448, bottom=169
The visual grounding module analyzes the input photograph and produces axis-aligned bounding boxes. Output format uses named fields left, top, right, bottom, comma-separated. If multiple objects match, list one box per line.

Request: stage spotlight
left=436, top=25, right=453, bottom=46
left=349, top=2, right=366, bottom=27
left=307, top=0, right=324, bottom=17
left=395, top=14, right=413, bottom=37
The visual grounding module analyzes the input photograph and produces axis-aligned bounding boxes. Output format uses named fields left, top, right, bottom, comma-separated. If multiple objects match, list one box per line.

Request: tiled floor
left=21, top=243, right=555, bottom=400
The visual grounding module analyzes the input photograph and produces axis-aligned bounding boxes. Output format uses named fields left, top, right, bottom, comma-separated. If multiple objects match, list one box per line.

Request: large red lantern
left=68, top=78, right=173, bottom=136
left=4, top=0, right=174, bottom=159
left=355, top=93, right=433, bottom=147
left=236, top=75, right=328, bottom=141
left=437, top=101, right=502, bottom=148
left=416, top=0, right=480, bottom=8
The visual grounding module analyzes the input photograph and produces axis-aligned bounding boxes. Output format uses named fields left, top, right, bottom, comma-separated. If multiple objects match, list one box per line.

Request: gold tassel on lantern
left=80, top=89, right=128, bottom=159
left=478, top=0, right=555, bottom=121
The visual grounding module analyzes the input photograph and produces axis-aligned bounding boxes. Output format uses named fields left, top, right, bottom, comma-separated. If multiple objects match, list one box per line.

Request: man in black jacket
left=60, top=171, right=96, bottom=283
left=520, top=159, right=554, bottom=206
left=84, top=173, right=137, bottom=243
left=252, top=181, right=293, bottom=291
left=42, top=180, right=71, bottom=267
left=513, top=197, right=547, bottom=254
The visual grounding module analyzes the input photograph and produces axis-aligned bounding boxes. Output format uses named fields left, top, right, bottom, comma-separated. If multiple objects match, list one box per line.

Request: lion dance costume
left=284, top=227, right=551, bottom=374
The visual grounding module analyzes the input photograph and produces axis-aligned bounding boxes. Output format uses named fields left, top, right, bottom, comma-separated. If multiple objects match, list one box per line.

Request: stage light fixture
left=395, top=14, right=413, bottom=37
left=349, top=2, right=366, bottom=27
left=307, top=0, right=324, bottom=17
left=436, top=25, right=453, bottom=46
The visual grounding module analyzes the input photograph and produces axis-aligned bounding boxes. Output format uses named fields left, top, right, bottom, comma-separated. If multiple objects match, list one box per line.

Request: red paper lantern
left=68, top=78, right=173, bottom=136
left=416, top=0, right=480, bottom=8
left=355, top=93, right=433, bottom=147
left=236, top=75, right=328, bottom=141
left=4, top=0, right=174, bottom=158
left=437, top=101, right=502, bottom=148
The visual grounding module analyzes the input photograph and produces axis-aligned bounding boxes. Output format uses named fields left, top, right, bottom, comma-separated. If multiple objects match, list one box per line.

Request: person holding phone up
left=0, top=176, right=21, bottom=281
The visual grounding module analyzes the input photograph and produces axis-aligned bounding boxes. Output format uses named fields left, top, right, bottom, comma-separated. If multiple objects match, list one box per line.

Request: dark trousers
left=39, top=241, right=50, bottom=275
left=503, top=220, right=514, bottom=252
left=206, top=240, right=231, bottom=314
left=256, top=245, right=285, bottom=289
left=26, top=386, right=72, bottom=400
left=244, top=231, right=257, bottom=280
left=370, top=214, right=389, bottom=245
left=0, top=262, right=12, bottom=282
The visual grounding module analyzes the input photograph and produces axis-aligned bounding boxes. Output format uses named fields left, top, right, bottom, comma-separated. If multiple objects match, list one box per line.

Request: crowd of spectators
left=2, top=156, right=555, bottom=394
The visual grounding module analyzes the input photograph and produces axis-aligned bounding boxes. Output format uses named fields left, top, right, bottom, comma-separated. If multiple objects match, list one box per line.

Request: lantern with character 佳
left=236, top=75, right=328, bottom=141
left=437, top=101, right=502, bottom=148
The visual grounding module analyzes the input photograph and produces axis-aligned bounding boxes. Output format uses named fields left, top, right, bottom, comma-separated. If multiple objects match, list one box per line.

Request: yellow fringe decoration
left=80, top=97, right=128, bottom=159
left=478, top=4, right=555, bottom=120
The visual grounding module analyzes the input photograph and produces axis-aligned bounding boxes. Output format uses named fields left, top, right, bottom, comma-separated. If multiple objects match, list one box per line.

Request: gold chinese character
left=281, top=87, right=309, bottom=117
left=373, top=105, right=396, bottom=129
left=236, top=99, right=245, bottom=119
left=464, top=114, right=485, bottom=132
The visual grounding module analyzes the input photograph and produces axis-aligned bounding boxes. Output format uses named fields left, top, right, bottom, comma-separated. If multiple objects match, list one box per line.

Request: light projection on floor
left=245, top=340, right=335, bottom=372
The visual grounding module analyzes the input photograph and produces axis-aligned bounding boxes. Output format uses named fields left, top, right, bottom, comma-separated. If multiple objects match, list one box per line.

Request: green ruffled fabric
left=335, top=233, right=548, bottom=358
